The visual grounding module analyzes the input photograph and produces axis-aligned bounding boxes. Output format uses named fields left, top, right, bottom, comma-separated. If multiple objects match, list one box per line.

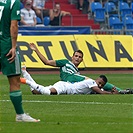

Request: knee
left=8, top=75, right=21, bottom=91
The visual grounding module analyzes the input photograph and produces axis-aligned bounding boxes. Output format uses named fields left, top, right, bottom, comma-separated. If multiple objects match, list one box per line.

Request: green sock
left=103, top=82, right=121, bottom=91
left=10, top=90, right=24, bottom=114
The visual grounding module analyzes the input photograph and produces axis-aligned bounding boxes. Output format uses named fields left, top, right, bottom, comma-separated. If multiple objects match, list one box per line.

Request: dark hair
left=73, top=50, right=84, bottom=57
left=99, top=75, right=108, bottom=83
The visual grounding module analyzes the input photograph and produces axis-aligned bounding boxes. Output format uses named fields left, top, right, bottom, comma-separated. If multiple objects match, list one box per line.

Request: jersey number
left=0, top=6, right=4, bottom=21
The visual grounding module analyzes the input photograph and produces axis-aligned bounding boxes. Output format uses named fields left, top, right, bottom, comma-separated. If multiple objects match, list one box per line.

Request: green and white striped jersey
left=56, top=59, right=85, bottom=83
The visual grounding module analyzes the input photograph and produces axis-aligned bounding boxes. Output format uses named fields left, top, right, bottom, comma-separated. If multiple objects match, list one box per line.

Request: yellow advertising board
left=17, top=35, right=133, bottom=68
left=74, top=35, right=133, bottom=67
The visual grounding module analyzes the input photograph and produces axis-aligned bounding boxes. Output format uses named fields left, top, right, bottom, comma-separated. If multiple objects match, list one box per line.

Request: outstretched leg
left=20, top=78, right=55, bottom=95
left=21, top=66, right=36, bottom=91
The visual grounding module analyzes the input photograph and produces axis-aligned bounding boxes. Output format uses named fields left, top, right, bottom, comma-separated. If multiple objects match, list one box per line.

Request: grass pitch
left=0, top=73, right=132, bottom=133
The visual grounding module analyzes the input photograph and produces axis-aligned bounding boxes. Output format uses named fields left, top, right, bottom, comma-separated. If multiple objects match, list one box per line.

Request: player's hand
left=29, top=43, right=37, bottom=51
left=111, top=87, right=119, bottom=94
left=6, top=48, right=16, bottom=63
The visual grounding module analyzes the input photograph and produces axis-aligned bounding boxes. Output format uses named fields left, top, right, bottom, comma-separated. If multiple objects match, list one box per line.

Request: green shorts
left=0, top=40, right=21, bottom=76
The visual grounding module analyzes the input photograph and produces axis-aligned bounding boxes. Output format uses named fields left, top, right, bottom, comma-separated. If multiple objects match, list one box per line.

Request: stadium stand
left=45, top=0, right=100, bottom=29
left=19, top=0, right=133, bottom=35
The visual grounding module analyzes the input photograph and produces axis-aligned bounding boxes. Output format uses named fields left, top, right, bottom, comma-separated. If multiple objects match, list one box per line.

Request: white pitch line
left=0, top=121, right=131, bottom=125
left=0, top=100, right=132, bottom=106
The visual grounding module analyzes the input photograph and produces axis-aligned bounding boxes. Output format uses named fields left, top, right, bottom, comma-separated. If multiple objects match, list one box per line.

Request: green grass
left=0, top=73, right=133, bottom=133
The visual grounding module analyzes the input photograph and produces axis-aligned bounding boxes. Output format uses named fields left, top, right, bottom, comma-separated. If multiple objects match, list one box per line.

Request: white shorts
left=53, top=81, right=70, bottom=95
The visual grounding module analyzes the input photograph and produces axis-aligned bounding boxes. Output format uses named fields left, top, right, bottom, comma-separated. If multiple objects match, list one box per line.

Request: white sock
left=22, top=70, right=35, bottom=91
left=36, top=85, right=52, bottom=95
left=22, top=70, right=36, bottom=83
left=26, top=80, right=51, bottom=95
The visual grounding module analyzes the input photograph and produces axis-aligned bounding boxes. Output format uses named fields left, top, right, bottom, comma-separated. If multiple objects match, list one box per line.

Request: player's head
left=99, top=75, right=108, bottom=83
left=95, top=75, right=108, bottom=89
left=73, top=50, right=84, bottom=57
left=71, top=50, right=83, bottom=67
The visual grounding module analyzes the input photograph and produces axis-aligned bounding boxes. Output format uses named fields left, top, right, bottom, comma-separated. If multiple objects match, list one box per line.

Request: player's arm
left=6, top=20, right=18, bottom=63
left=92, top=86, right=119, bottom=94
left=29, top=43, right=56, bottom=66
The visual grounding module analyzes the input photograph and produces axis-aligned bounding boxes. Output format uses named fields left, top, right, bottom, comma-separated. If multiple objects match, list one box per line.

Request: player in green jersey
left=29, top=43, right=89, bottom=82
left=0, top=0, right=39, bottom=122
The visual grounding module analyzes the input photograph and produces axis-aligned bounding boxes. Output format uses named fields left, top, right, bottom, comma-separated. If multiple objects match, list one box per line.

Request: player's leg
left=21, top=65, right=36, bottom=83
left=1, top=48, right=40, bottom=122
left=8, top=75, right=39, bottom=122
left=21, top=65, right=35, bottom=91
left=119, top=88, right=133, bottom=94
left=8, top=75, right=24, bottom=114
left=20, top=78, right=55, bottom=95
left=103, top=82, right=121, bottom=92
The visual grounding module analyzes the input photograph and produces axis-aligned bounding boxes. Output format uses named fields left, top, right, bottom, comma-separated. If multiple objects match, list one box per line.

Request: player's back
left=66, top=78, right=97, bottom=94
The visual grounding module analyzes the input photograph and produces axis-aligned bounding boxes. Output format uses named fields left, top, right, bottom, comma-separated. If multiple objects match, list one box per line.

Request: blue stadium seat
left=122, top=16, right=133, bottom=25
left=121, top=8, right=132, bottom=18
left=109, top=16, right=123, bottom=29
left=123, top=17, right=133, bottom=35
left=91, top=2, right=102, bottom=13
left=122, top=16, right=133, bottom=29
left=119, top=2, right=132, bottom=18
left=43, top=17, right=50, bottom=26
left=119, top=2, right=130, bottom=10
left=104, top=2, right=117, bottom=14
left=36, top=17, right=42, bottom=24
left=91, top=2, right=105, bottom=23
left=94, top=8, right=105, bottom=22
